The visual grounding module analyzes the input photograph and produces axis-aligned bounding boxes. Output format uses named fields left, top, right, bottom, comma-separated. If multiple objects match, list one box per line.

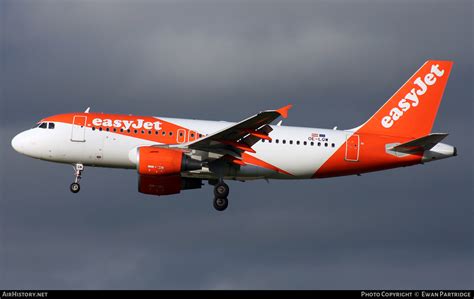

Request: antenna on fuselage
left=84, top=107, right=91, bottom=113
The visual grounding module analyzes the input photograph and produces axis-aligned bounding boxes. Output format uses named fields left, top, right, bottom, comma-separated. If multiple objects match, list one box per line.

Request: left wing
left=173, top=105, right=292, bottom=160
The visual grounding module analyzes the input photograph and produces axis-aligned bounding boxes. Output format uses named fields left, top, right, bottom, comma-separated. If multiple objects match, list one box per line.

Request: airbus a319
left=11, top=60, right=456, bottom=211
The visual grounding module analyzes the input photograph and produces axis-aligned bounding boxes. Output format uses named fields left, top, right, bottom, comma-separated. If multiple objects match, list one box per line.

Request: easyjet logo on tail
left=381, top=64, right=445, bottom=129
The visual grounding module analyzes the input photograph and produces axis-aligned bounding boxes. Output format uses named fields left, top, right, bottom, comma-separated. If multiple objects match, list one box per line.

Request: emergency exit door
left=345, top=134, right=360, bottom=162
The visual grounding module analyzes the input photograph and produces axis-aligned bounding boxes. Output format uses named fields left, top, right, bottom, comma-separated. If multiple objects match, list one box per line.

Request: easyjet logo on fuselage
left=381, top=64, right=445, bottom=129
left=92, top=118, right=162, bottom=131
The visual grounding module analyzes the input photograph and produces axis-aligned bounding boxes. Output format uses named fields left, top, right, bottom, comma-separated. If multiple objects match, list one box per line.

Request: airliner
left=11, top=60, right=456, bottom=211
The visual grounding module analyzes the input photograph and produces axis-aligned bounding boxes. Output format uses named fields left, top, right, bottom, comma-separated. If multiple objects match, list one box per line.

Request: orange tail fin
left=355, top=60, right=453, bottom=138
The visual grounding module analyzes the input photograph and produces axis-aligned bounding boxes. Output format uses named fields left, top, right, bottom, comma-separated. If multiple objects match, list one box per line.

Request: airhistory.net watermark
left=1, top=291, right=48, bottom=299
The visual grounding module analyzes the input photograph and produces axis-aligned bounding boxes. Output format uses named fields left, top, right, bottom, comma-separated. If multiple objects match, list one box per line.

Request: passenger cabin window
left=39, top=123, right=47, bottom=129
left=48, top=123, right=55, bottom=129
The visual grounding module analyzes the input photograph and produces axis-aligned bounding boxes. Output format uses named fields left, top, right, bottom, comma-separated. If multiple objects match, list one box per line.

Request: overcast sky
left=0, top=0, right=472, bottom=290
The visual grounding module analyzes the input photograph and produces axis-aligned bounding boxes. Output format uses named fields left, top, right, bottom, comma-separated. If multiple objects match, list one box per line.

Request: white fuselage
left=12, top=117, right=347, bottom=180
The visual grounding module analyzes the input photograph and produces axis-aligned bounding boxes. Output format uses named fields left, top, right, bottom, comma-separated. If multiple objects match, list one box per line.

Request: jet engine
left=135, top=146, right=202, bottom=176
left=132, top=146, right=203, bottom=196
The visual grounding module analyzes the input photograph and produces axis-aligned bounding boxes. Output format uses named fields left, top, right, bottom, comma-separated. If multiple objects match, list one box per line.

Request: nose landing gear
left=213, top=181, right=229, bottom=211
left=70, top=182, right=80, bottom=193
left=70, top=163, right=83, bottom=193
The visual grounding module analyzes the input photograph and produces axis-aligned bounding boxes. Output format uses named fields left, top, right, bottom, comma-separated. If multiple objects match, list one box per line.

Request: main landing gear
left=213, top=180, right=229, bottom=211
left=70, top=163, right=84, bottom=193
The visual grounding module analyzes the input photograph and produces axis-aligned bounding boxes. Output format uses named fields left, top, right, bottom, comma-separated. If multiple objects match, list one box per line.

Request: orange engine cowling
left=137, top=146, right=202, bottom=176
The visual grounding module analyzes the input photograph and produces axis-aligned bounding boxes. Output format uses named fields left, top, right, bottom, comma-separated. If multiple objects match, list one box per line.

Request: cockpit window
left=38, top=122, right=47, bottom=129
left=48, top=122, right=55, bottom=129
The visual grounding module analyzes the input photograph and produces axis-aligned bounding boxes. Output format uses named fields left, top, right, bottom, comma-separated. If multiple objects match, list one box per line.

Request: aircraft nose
left=11, top=132, right=26, bottom=154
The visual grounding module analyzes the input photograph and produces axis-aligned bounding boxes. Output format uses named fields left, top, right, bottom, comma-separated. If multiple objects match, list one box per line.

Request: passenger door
left=71, top=115, right=87, bottom=142
left=345, top=134, right=360, bottom=162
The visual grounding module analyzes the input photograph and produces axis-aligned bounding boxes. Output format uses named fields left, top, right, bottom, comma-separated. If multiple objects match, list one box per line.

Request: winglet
left=276, top=104, right=293, bottom=119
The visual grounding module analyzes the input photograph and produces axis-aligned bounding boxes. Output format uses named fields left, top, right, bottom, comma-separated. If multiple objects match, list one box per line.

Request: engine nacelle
left=135, top=146, right=202, bottom=176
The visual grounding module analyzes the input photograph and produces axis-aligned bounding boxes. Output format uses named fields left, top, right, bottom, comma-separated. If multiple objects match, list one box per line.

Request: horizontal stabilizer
left=390, top=133, right=449, bottom=154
